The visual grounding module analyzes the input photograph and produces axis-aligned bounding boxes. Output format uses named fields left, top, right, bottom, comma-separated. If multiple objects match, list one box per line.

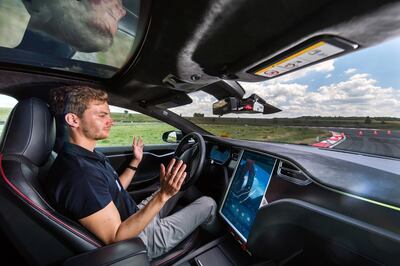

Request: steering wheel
left=174, top=132, right=206, bottom=191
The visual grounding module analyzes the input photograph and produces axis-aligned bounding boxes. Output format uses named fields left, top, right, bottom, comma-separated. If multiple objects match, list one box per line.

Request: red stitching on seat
left=0, top=154, right=102, bottom=248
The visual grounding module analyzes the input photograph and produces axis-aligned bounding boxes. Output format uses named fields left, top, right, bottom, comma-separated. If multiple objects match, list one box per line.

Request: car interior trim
left=273, top=147, right=400, bottom=212
left=248, top=199, right=400, bottom=264
left=276, top=160, right=312, bottom=186
left=226, top=144, right=400, bottom=213
left=209, top=136, right=400, bottom=211
left=315, top=181, right=400, bottom=212
left=106, top=151, right=175, bottom=159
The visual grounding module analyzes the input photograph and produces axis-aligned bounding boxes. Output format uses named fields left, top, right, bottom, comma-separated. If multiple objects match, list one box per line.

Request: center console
left=173, top=150, right=277, bottom=266
left=220, top=150, right=276, bottom=245
left=172, top=235, right=254, bottom=266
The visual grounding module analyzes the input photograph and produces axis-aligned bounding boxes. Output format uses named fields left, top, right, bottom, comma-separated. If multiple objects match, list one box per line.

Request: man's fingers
left=170, top=162, right=185, bottom=187
left=133, top=136, right=137, bottom=146
left=166, top=158, right=176, bottom=174
left=176, top=172, right=187, bottom=189
left=169, top=160, right=183, bottom=184
left=175, top=163, right=187, bottom=181
left=138, top=137, right=143, bottom=147
left=172, top=160, right=183, bottom=176
left=173, top=167, right=186, bottom=188
left=160, top=164, right=166, bottom=179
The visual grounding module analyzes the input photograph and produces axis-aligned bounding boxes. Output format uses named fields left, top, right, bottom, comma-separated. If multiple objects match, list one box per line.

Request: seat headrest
left=0, top=98, right=55, bottom=166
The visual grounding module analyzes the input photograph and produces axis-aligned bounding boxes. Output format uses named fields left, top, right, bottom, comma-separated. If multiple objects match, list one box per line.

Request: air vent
left=231, top=152, right=240, bottom=161
left=277, top=160, right=311, bottom=185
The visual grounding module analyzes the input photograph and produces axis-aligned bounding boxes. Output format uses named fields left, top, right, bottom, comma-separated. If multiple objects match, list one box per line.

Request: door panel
left=97, top=144, right=178, bottom=202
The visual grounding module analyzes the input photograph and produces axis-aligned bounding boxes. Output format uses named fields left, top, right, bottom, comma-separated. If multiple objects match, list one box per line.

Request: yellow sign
left=255, top=41, right=344, bottom=78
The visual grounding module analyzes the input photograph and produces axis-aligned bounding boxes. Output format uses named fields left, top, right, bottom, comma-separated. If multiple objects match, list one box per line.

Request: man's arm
left=119, top=136, right=143, bottom=189
left=80, top=159, right=186, bottom=244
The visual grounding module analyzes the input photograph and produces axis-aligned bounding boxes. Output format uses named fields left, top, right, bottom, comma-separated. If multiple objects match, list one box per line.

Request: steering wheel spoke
left=173, top=132, right=206, bottom=190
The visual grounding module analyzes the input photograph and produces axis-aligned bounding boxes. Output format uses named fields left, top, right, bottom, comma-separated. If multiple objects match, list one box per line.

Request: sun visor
left=249, top=36, right=359, bottom=79
left=201, top=80, right=245, bottom=100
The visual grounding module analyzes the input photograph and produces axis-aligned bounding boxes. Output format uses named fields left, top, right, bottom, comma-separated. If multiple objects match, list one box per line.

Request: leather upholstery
left=0, top=98, right=103, bottom=265
left=0, top=98, right=55, bottom=166
left=63, top=237, right=149, bottom=266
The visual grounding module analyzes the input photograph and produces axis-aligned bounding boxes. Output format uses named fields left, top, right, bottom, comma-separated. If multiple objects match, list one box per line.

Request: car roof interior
left=1, top=0, right=400, bottom=108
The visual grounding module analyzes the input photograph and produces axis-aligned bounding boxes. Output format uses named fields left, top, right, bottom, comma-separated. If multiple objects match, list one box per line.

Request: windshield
left=0, top=0, right=140, bottom=78
left=171, top=36, right=400, bottom=159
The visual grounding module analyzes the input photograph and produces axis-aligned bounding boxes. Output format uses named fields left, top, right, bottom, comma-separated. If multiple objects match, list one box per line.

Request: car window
left=0, top=0, right=141, bottom=78
left=0, top=95, right=18, bottom=135
left=171, top=36, right=400, bottom=159
left=96, top=106, right=177, bottom=146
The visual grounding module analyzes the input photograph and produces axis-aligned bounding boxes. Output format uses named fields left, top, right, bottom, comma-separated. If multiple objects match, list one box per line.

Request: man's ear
left=64, top=113, right=79, bottom=128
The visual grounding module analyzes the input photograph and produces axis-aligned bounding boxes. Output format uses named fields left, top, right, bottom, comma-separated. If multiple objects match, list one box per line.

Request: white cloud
left=325, top=74, right=332, bottom=78
left=345, top=68, right=357, bottom=74
left=171, top=91, right=217, bottom=116
left=250, top=73, right=399, bottom=117
left=172, top=73, right=400, bottom=118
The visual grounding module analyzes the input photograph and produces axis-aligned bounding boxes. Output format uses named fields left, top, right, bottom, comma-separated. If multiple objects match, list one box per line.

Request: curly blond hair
left=49, top=85, right=108, bottom=118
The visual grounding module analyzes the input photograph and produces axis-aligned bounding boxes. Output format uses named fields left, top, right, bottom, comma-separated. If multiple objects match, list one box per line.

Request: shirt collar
left=62, top=142, right=106, bottom=162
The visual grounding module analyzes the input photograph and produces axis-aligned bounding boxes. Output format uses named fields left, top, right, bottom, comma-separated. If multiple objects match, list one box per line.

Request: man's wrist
left=155, top=191, right=170, bottom=203
left=130, top=159, right=141, bottom=168
left=127, top=165, right=138, bottom=171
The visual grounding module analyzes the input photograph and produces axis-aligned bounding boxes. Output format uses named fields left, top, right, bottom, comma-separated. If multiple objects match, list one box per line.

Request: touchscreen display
left=220, top=151, right=276, bottom=242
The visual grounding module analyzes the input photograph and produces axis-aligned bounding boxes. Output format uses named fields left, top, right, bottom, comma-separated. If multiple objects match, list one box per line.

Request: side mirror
left=162, top=130, right=183, bottom=143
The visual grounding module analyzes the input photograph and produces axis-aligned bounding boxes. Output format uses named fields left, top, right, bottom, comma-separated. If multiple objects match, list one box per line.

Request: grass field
left=0, top=107, right=396, bottom=146
left=97, top=122, right=176, bottom=146
left=0, top=107, right=13, bottom=121
left=96, top=122, right=331, bottom=146
left=190, top=124, right=330, bottom=144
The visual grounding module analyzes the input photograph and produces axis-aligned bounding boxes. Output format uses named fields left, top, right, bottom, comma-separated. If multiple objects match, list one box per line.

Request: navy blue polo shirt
left=46, top=142, right=138, bottom=221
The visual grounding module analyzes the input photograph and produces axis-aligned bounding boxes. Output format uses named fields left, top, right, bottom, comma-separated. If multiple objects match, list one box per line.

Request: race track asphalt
left=331, top=128, right=400, bottom=158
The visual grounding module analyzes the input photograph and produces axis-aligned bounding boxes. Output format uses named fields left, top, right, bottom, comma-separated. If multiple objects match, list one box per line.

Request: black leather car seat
left=0, top=97, right=200, bottom=265
left=0, top=98, right=105, bottom=265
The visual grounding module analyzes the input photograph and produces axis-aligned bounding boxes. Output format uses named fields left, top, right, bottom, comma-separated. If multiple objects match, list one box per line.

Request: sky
left=172, top=36, right=400, bottom=118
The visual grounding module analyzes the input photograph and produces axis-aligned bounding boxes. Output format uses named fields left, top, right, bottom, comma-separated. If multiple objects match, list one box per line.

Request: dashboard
left=203, top=135, right=400, bottom=265
left=209, top=145, right=231, bottom=165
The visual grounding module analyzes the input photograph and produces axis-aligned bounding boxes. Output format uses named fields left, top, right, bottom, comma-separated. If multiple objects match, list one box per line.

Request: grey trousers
left=137, top=191, right=217, bottom=259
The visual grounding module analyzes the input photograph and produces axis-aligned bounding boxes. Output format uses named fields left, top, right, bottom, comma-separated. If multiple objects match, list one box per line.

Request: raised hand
left=131, top=136, right=144, bottom=165
left=159, top=159, right=187, bottom=201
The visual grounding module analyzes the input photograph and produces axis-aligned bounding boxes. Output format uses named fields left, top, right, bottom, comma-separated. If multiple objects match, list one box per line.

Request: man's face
left=26, top=0, right=126, bottom=52
left=79, top=100, right=114, bottom=141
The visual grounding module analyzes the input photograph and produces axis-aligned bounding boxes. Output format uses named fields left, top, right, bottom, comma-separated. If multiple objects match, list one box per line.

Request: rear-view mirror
left=212, top=94, right=281, bottom=116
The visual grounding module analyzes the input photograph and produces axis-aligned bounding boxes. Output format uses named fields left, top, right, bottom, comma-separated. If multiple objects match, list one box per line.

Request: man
left=46, top=85, right=217, bottom=259
left=18, top=0, right=127, bottom=57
